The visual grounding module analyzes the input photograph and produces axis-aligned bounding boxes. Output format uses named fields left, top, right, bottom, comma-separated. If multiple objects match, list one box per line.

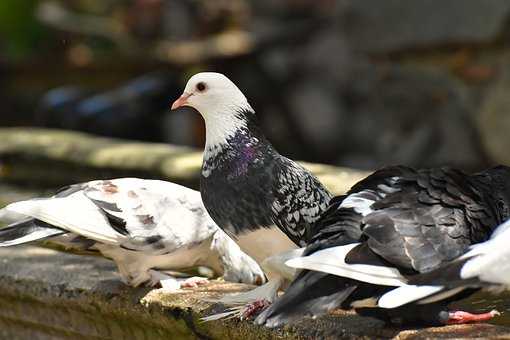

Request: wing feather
left=82, top=178, right=217, bottom=254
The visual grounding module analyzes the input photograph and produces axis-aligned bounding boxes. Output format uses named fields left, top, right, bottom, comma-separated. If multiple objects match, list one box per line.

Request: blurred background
left=1, top=0, right=510, bottom=171
left=2, top=1, right=510, bottom=328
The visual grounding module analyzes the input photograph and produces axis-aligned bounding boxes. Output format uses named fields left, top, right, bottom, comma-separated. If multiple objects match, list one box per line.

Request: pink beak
left=171, top=93, right=192, bottom=110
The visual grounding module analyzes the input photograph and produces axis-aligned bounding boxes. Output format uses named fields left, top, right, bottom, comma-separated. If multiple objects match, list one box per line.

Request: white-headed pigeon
left=171, top=72, right=332, bottom=318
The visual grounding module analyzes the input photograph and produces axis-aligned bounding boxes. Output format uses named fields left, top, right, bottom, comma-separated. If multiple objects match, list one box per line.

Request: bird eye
left=196, top=82, right=206, bottom=92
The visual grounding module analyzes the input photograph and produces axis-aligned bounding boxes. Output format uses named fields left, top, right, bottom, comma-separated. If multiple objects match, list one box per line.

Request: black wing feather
left=362, top=167, right=499, bottom=273
left=0, top=219, right=67, bottom=246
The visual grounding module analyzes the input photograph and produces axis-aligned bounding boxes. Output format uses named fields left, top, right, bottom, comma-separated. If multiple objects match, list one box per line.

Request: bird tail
left=256, top=240, right=409, bottom=327
left=377, top=256, right=478, bottom=309
left=0, top=207, right=28, bottom=224
left=255, top=270, right=358, bottom=327
left=0, top=218, right=67, bottom=247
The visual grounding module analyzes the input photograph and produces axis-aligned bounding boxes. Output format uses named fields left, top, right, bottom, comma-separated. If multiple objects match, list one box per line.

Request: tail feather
left=0, top=219, right=67, bottom=247
left=255, top=271, right=357, bottom=328
left=378, top=285, right=444, bottom=309
left=0, top=208, right=28, bottom=224
left=285, top=243, right=407, bottom=287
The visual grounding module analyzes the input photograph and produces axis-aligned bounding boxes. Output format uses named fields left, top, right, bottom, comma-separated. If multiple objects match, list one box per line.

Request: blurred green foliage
left=0, top=0, right=47, bottom=60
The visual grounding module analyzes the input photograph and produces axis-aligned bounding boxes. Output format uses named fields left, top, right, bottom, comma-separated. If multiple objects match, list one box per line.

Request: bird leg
left=201, top=278, right=283, bottom=322
left=179, top=276, right=209, bottom=288
left=446, top=310, right=500, bottom=325
left=148, top=270, right=208, bottom=291
left=240, top=299, right=271, bottom=320
left=202, top=249, right=296, bottom=322
left=148, top=270, right=180, bottom=291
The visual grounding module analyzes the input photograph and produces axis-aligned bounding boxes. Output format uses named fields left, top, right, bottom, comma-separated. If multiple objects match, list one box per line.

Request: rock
left=300, top=28, right=355, bottom=85
left=340, top=0, right=510, bottom=53
left=161, top=0, right=195, bottom=40
left=287, top=78, right=347, bottom=155
left=478, top=56, right=510, bottom=165
left=259, top=46, right=294, bottom=79
left=1, top=245, right=510, bottom=339
left=339, top=0, right=510, bottom=52
left=337, top=64, right=486, bottom=169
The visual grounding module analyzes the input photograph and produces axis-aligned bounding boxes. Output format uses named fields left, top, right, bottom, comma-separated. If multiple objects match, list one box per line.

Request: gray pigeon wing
left=271, top=158, right=332, bottom=246
left=362, top=168, right=496, bottom=273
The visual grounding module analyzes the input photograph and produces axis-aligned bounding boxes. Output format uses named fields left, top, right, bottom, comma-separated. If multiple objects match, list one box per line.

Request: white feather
left=214, top=278, right=283, bottom=305
left=488, top=219, right=510, bottom=239
left=378, top=285, right=444, bottom=309
left=0, top=208, right=28, bottom=224
left=417, top=286, right=466, bottom=304
left=211, top=228, right=266, bottom=285
left=261, top=248, right=305, bottom=281
left=460, top=237, right=510, bottom=286
left=339, top=192, right=376, bottom=216
left=5, top=192, right=123, bottom=244
left=285, top=243, right=407, bottom=287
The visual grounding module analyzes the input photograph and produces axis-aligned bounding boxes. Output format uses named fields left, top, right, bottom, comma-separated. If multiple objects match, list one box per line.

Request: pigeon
left=36, top=73, right=181, bottom=141
left=255, top=165, right=510, bottom=327
left=171, top=72, right=332, bottom=317
left=377, top=217, right=510, bottom=321
left=0, top=178, right=266, bottom=289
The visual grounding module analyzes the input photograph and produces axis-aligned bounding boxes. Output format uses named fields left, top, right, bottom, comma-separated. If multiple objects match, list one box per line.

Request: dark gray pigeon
left=171, top=72, right=332, bottom=317
left=256, top=165, right=510, bottom=327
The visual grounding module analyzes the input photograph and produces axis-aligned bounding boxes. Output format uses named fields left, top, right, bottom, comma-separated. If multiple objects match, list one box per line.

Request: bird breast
left=235, top=226, right=297, bottom=265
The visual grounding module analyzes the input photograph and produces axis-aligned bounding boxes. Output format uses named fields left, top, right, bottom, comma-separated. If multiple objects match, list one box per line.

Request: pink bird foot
left=240, top=299, right=271, bottom=320
left=180, top=276, right=209, bottom=288
left=447, top=310, right=501, bottom=325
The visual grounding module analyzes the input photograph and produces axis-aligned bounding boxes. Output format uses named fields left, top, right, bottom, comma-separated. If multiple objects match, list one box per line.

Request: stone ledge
left=1, top=246, right=510, bottom=339
left=0, top=127, right=369, bottom=194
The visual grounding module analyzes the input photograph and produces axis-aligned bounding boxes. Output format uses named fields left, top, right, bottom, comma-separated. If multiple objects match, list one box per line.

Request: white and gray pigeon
left=171, top=72, right=332, bottom=317
left=0, top=178, right=266, bottom=290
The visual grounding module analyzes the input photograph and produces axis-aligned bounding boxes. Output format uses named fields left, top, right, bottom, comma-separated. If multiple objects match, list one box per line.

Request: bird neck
left=202, top=110, right=275, bottom=176
left=204, top=110, right=270, bottom=155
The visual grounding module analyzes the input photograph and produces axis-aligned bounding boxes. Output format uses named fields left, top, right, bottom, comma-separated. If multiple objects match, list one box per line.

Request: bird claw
left=180, top=276, right=209, bottom=288
left=447, top=309, right=501, bottom=324
left=240, top=299, right=271, bottom=320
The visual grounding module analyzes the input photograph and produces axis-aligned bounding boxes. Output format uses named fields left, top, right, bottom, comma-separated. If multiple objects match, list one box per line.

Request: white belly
left=96, top=238, right=222, bottom=276
left=235, top=226, right=297, bottom=264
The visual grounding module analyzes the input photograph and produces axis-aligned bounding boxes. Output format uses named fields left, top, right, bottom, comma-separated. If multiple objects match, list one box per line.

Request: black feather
left=89, top=198, right=122, bottom=213
left=0, top=219, right=67, bottom=246
left=256, top=271, right=357, bottom=328
left=54, top=183, right=85, bottom=198
left=103, top=211, right=128, bottom=236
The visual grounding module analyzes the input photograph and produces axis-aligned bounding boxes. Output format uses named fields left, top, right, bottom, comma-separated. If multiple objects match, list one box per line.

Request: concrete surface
left=1, top=245, right=510, bottom=339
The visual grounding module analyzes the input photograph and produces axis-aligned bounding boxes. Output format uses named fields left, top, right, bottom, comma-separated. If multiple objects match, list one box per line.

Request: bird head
left=171, top=72, right=253, bottom=120
left=171, top=72, right=255, bottom=147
